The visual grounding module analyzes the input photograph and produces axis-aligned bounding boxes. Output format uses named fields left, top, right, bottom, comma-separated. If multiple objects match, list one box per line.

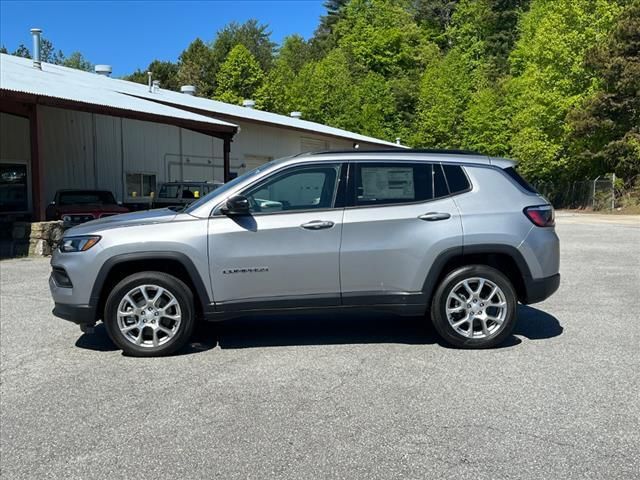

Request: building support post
left=223, top=134, right=232, bottom=183
left=29, top=104, right=44, bottom=221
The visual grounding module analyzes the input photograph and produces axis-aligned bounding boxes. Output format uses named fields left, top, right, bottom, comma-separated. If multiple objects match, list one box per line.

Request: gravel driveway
left=1, top=214, right=638, bottom=479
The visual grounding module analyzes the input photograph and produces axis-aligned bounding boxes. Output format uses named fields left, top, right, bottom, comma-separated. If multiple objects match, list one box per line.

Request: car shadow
left=74, top=304, right=562, bottom=355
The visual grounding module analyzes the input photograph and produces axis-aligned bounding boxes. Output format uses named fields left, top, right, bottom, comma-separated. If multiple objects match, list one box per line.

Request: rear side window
left=503, top=167, right=538, bottom=194
left=352, top=163, right=450, bottom=206
left=442, top=164, right=471, bottom=194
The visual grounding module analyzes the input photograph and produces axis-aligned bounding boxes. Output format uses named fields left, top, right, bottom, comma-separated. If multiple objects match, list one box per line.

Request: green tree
left=507, top=0, right=622, bottom=181
left=12, top=44, right=31, bottom=58
left=255, top=35, right=315, bottom=114
left=176, top=38, right=215, bottom=97
left=413, top=47, right=475, bottom=148
left=567, top=0, right=640, bottom=179
left=312, top=0, right=350, bottom=54
left=288, top=49, right=359, bottom=130
left=125, top=60, right=180, bottom=90
left=334, top=0, right=432, bottom=76
left=61, top=52, right=93, bottom=72
left=411, top=0, right=459, bottom=48
left=211, top=19, right=275, bottom=73
left=214, top=44, right=265, bottom=105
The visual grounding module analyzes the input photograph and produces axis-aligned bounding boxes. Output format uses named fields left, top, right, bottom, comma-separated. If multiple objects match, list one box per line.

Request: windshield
left=58, top=191, right=116, bottom=206
left=184, top=160, right=278, bottom=214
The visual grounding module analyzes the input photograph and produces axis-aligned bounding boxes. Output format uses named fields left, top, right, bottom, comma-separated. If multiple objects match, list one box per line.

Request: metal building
left=0, top=51, right=401, bottom=222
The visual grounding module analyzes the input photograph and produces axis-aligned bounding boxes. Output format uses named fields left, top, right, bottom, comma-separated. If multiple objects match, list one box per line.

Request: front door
left=208, top=162, right=345, bottom=309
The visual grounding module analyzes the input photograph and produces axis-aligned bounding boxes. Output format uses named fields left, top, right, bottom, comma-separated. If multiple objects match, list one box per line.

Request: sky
left=0, top=0, right=326, bottom=76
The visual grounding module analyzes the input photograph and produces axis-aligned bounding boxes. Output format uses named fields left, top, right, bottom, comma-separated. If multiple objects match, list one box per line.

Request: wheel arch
left=90, top=252, right=213, bottom=322
left=423, top=244, right=531, bottom=305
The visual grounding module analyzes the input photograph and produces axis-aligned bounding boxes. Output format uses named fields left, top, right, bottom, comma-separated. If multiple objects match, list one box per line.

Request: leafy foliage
left=214, top=44, right=265, bottom=105
left=176, top=38, right=216, bottom=97
left=125, top=60, right=180, bottom=91
left=4, top=0, right=634, bottom=183
left=567, top=0, right=640, bottom=179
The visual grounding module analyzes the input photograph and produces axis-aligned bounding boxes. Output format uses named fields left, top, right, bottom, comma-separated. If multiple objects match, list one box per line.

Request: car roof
left=286, top=149, right=516, bottom=169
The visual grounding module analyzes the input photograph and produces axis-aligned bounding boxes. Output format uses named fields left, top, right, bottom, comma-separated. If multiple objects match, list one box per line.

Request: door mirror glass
left=223, top=195, right=251, bottom=215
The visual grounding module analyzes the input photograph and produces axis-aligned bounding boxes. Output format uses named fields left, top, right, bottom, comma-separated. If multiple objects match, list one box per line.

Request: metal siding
left=40, top=106, right=94, bottom=204
left=122, top=118, right=180, bottom=193
left=179, top=128, right=220, bottom=182
left=94, top=114, right=124, bottom=201
left=0, top=112, right=30, bottom=162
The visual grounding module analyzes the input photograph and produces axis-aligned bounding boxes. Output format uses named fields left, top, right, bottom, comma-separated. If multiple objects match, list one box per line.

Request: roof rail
left=310, top=148, right=483, bottom=156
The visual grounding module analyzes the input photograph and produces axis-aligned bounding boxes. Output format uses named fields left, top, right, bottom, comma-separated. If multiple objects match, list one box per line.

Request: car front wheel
left=104, top=272, right=195, bottom=357
left=430, top=265, right=517, bottom=348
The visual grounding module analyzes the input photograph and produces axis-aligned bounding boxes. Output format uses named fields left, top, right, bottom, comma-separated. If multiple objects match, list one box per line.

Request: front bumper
left=522, top=273, right=560, bottom=304
left=52, top=302, right=97, bottom=325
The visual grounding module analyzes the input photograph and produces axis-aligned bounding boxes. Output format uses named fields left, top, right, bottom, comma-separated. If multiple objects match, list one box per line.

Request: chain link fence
left=532, top=174, right=640, bottom=211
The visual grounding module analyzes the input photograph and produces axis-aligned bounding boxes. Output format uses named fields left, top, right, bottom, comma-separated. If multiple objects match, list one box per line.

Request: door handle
left=301, top=220, right=335, bottom=230
left=418, top=212, right=451, bottom=221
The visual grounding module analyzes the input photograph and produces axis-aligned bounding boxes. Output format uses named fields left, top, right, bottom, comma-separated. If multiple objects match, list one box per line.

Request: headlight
left=59, top=236, right=101, bottom=253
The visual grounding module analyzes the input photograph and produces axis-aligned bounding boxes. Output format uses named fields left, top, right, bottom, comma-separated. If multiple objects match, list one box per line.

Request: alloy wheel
left=445, top=277, right=508, bottom=339
left=116, top=284, right=182, bottom=348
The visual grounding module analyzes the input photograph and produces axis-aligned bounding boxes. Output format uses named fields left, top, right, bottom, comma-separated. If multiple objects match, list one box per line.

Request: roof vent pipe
left=180, top=85, right=196, bottom=96
left=290, top=111, right=302, bottom=119
left=94, top=65, right=112, bottom=76
left=242, top=99, right=255, bottom=109
left=30, top=28, right=42, bottom=70
left=396, top=137, right=402, bottom=145
left=147, top=71, right=152, bottom=93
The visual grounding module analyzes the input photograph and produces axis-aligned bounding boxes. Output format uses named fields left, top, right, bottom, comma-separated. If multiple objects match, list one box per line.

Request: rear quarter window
left=442, top=164, right=471, bottom=194
left=503, top=167, right=539, bottom=194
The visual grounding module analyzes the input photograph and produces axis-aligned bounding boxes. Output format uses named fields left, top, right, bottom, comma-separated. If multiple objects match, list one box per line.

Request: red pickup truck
left=46, top=190, right=129, bottom=226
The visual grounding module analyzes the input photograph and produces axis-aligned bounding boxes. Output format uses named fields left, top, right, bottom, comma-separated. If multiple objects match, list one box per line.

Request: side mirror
left=222, top=195, right=250, bottom=216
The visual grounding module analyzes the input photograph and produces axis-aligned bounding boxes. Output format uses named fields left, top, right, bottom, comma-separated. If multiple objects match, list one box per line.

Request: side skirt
left=203, top=292, right=428, bottom=322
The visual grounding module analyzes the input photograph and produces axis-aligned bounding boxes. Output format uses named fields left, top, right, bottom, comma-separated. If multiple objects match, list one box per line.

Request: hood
left=56, top=204, right=129, bottom=214
left=65, top=208, right=177, bottom=235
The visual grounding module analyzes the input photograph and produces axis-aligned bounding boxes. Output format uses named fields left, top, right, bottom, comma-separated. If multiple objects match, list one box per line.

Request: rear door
left=340, top=161, right=463, bottom=306
left=208, top=162, right=346, bottom=309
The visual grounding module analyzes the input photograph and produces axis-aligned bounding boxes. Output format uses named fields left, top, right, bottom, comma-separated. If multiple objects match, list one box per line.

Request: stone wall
left=10, top=221, right=65, bottom=257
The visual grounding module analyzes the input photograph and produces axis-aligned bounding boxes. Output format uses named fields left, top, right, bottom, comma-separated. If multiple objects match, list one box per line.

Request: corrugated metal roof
left=110, top=79, right=404, bottom=148
left=0, top=53, right=403, bottom=148
left=0, top=54, right=236, bottom=129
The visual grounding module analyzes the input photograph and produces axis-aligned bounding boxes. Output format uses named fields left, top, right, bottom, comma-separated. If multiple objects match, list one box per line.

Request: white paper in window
left=361, top=167, right=415, bottom=200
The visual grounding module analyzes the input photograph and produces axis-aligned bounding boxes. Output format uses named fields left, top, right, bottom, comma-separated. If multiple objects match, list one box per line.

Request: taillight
left=524, top=204, right=555, bottom=227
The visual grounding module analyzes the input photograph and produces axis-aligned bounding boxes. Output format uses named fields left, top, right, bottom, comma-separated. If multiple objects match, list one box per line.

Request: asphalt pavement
left=1, top=214, right=638, bottom=479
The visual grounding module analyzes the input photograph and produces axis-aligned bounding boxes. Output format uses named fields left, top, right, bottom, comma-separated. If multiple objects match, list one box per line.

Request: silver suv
left=50, top=150, right=560, bottom=356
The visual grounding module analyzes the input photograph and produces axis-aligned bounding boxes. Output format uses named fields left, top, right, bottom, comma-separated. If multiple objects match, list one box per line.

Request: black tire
left=430, top=265, right=517, bottom=349
left=104, top=271, right=196, bottom=357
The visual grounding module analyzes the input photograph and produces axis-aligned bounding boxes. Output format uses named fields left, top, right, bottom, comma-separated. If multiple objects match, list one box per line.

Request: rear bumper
left=522, top=273, right=560, bottom=304
left=52, top=303, right=96, bottom=325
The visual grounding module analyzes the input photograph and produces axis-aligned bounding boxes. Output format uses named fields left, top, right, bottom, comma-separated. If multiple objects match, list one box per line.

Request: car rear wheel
left=104, top=272, right=195, bottom=357
left=430, top=265, right=517, bottom=348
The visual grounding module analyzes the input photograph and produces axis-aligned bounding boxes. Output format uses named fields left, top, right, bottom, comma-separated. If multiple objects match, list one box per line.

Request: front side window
left=242, top=164, right=341, bottom=213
